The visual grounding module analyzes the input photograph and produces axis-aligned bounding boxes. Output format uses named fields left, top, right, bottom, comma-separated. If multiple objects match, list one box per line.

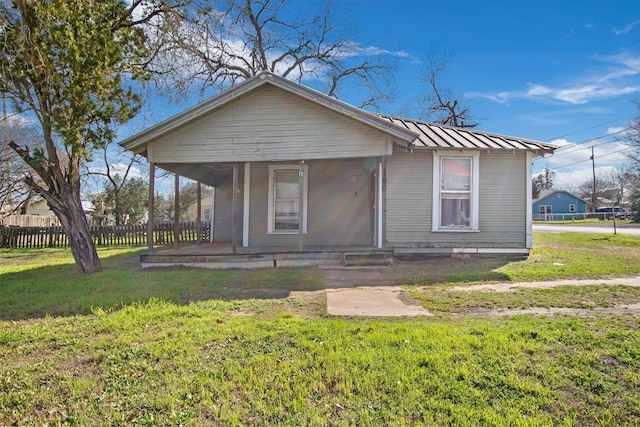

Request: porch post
left=377, top=160, right=383, bottom=249
left=298, top=160, right=304, bottom=252
left=174, top=173, right=180, bottom=250
left=381, top=156, right=387, bottom=248
left=243, top=162, right=250, bottom=247
left=232, top=162, right=238, bottom=254
left=196, top=181, right=202, bottom=245
left=147, top=162, right=155, bottom=254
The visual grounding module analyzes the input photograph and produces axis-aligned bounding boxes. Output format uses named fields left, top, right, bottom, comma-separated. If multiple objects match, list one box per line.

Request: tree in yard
left=0, top=0, right=178, bottom=272
left=151, top=0, right=397, bottom=110
left=419, top=48, right=479, bottom=128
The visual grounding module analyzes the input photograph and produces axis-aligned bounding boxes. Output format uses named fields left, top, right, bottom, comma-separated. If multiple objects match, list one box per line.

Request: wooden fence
left=1, top=215, right=61, bottom=227
left=0, top=221, right=211, bottom=249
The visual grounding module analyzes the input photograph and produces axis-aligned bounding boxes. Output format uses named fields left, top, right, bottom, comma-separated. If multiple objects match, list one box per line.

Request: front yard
left=1, top=233, right=639, bottom=426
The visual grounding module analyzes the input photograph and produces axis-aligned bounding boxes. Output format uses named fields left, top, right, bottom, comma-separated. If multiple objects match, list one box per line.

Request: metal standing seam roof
left=379, top=115, right=556, bottom=152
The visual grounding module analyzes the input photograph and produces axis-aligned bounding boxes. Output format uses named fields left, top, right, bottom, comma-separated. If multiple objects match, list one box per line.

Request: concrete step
left=343, top=251, right=393, bottom=267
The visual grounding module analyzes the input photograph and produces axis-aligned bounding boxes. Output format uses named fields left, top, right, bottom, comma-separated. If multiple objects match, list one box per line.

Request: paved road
left=533, top=223, right=640, bottom=236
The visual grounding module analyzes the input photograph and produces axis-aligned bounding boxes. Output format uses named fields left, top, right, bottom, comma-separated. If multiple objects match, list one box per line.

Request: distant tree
left=151, top=0, right=396, bottom=109
left=532, top=166, right=555, bottom=199
left=0, top=0, right=181, bottom=273
left=575, top=166, right=635, bottom=207
left=96, top=175, right=148, bottom=225
left=86, top=141, right=146, bottom=226
left=623, top=99, right=640, bottom=165
left=630, top=187, right=640, bottom=222
left=0, top=118, right=41, bottom=215
left=419, top=48, right=478, bottom=128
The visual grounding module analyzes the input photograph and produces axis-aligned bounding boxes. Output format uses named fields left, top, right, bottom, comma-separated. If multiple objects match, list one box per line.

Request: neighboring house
left=120, top=72, right=555, bottom=258
left=533, top=189, right=589, bottom=220
left=184, top=191, right=215, bottom=223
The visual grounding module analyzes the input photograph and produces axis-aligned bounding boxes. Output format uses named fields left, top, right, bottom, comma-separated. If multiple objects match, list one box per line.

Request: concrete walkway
left=322, top=267, right=431, bottom=317
left=326, top=286, right=432, bottom=317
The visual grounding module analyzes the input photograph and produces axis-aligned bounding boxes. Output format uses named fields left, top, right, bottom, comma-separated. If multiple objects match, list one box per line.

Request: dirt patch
left=463, top=303, right=640, bottom=317
left=450, top=276, right=640, bottom=292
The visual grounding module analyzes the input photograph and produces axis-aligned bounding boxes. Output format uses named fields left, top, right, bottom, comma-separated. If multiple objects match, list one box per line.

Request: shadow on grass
left=0, top=249, right=515, bottom=321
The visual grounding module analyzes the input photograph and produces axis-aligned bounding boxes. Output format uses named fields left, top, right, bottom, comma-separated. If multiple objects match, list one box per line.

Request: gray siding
left=386, top=149, right=527, bottom=249
left=149, top=85, right=392, bottom=163
left=248, top=159, right=372, bottom=247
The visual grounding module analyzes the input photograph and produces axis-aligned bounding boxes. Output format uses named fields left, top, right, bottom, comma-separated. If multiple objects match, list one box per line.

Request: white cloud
left=470, top=53, right=640, bottom=105
left=613, top=20, right=639, bottom=35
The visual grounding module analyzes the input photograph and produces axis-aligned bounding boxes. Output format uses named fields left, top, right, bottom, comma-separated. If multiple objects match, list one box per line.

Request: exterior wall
left=25, top=199, right=54, bottom=216
left=149, top=85, right=393, bottom=164
left=386, top=149, right=528, bottom=249
left=247, top=159, right=373, bottom=247
left=533, top=192, right=588, bottom=215
left=186, top=194, right=214, bottom=221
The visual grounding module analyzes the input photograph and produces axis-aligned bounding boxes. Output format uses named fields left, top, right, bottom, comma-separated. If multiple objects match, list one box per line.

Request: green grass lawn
left=1, top=233, right=639, bottom=426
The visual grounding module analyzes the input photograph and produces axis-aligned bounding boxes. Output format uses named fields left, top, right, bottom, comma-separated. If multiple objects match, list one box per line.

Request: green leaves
left=0, top=0, right=149, bottom=159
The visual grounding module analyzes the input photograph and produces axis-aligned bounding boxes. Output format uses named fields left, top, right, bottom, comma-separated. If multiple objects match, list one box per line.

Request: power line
left=550, top=146, right=634, bottom=170
left=545, top=113, right=637, bottom=142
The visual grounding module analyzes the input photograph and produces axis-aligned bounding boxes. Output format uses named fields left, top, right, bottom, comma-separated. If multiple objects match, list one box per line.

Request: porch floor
left=140, top=242, right=393, bottom=269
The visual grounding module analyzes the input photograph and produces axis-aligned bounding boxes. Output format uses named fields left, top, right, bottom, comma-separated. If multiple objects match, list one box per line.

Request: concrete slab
left=326, top=286, right=432, bottom=317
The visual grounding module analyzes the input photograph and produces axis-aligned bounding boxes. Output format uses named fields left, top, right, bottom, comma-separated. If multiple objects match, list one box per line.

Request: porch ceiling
left=157, top=163, right=233, bottom=187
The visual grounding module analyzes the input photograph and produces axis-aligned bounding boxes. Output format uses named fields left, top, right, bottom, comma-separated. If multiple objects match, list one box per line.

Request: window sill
left=431, top=228, right=480, bottom=233
left=267, top=231, right=308, bottom=235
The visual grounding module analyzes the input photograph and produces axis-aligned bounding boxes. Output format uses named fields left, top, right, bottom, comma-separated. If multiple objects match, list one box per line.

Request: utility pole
left=590, top=146, right=597, bottom=211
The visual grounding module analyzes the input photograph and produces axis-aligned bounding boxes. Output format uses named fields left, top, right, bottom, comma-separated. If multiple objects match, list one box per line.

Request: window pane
left=275, top=171, right=299, bottom=199
left=274, top=170, right=300, bottom=230
left=442, top=158, right=471, bottom=191
left=441, top=194, right=470, bottom=227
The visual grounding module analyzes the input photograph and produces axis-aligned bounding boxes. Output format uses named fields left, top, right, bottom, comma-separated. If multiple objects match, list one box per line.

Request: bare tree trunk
left=45, top=187, right=102, bottom=273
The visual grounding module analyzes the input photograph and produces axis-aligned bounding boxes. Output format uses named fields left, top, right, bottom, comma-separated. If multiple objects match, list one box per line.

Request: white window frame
left=569, top=204, right=576, bottom=213
left=432, top=151, right=480, bottom=232
left=267, top=164, right=308, bottom=234
left=539, top=205, right=552, bottom=215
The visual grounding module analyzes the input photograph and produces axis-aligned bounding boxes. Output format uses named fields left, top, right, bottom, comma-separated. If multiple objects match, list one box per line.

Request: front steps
left=343, top=251, right=393, bottom=267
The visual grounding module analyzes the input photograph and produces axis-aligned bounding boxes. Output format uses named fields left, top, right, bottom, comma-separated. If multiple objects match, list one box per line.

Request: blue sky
left=346, top=0, right=640, bottom=189
left=117, top=0, right=640, bottom=192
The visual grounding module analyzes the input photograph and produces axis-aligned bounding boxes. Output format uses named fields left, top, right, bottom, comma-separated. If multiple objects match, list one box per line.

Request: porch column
left=243, top=162, right=250, bottom=247
left=377, top=160, right=383, bottom=249
left=196, top=181, right=202, bottom=245
left=232, top=162, right=238, bottom=254
left=174, top=173, right=180, bottom=250
left=381, top=156, right=387, bottom=249
left=147, top=162, right=155, bottom=254
left=298, top=160, right=304, bottom=252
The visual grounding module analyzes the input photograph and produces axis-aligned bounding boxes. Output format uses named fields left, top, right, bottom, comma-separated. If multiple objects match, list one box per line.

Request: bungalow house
left=120, top=72, right=555, bottom=268
left=533, top=189, right=589, bottom=220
